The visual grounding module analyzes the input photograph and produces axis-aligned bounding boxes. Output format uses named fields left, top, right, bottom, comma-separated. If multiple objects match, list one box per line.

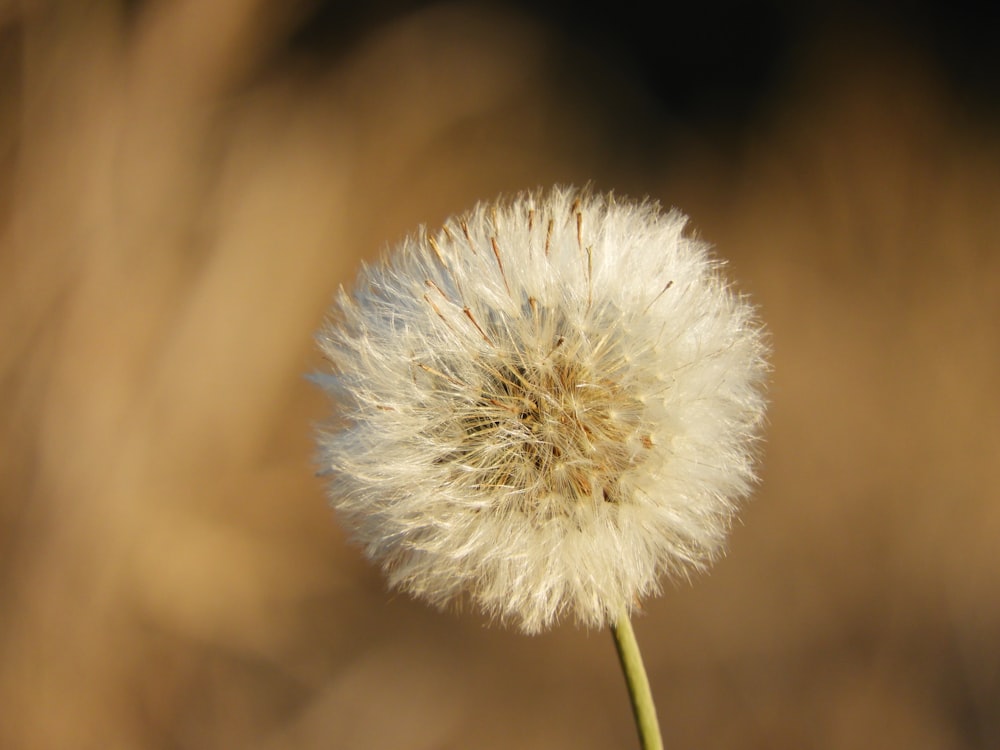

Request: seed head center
left=455, top=351, right=652, bottom=515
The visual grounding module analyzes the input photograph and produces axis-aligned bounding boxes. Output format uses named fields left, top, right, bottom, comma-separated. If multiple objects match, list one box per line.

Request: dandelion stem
left=611, top=609, right=663, bottom=750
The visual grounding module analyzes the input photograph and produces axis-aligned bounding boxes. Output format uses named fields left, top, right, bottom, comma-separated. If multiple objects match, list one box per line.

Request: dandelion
left=313, top=186, right=768, bottom=747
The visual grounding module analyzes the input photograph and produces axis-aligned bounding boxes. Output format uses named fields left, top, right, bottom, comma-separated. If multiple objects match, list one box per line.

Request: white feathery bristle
left=314, top=186, right=769, bottom=633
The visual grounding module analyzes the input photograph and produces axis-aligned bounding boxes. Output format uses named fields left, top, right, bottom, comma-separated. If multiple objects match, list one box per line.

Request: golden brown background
left=1, top=2, right=998, bottom=748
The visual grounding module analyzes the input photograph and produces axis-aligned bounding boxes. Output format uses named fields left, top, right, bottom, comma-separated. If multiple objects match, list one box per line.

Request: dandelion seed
left=314, top=186, right=768, bottom=634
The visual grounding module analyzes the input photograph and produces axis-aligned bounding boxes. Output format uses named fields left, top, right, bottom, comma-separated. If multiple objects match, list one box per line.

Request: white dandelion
left=314, top=186, right=768, bottom=635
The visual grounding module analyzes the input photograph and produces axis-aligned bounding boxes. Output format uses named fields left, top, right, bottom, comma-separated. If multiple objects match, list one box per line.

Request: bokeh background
left=1, top=1, right=998, bottom=748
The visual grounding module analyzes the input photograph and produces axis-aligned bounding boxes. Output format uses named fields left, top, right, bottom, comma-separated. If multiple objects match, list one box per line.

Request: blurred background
left=1, top=1, right=998, bottom=747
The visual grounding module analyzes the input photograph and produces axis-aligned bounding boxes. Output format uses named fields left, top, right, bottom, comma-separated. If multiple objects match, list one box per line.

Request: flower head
left=314, top=186, right=768, bottom=633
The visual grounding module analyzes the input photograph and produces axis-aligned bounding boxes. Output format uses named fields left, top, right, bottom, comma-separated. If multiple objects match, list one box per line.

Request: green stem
left=611, top=609, right=664, bottom=750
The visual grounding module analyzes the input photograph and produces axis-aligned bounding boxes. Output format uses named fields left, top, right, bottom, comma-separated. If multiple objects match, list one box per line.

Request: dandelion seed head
left=315, top=186, right=769, bottom=633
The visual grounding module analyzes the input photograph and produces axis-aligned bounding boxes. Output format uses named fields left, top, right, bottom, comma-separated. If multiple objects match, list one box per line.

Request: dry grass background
left=1, top=2, right=998, bottom=748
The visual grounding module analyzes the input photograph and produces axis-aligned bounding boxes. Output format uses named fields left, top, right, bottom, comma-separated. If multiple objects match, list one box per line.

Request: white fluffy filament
left=315, top=186, right=769, bottom=633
